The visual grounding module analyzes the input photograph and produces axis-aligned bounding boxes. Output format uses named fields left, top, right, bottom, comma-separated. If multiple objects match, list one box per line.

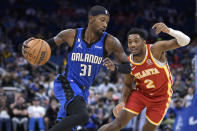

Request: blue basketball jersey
left=65, top=28, right=107, bottom=88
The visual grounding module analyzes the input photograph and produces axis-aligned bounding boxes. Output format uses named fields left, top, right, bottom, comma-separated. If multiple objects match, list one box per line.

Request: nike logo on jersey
left=95, top=45, right=102, bottom=49
left=132, top=66, right=136, bottom=70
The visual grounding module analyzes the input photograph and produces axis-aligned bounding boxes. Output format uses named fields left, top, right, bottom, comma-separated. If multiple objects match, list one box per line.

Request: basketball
left=23, top=39, right=51, bottom=65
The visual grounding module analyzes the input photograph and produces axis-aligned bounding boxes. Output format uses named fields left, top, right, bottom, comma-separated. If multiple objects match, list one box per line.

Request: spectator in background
left=41, top=96, right=50, bottom=110
left=94, top=97, right=109, bottom=125
left=28, top=97, right=45, bottom=131
left=0, top=97, right=11, bottom=131
left=1, top=45, right=14, bottom=64
left=44, top=98, right=58, bottom=131
left=170, top=53, right=183, bottom=70
left=12, top=96, right=28, bottom=131
left=171, top=98, right=185, bottom=117
left=1, top=74, right=14, bottom=87
left=183, top=87, right=194, bottom=108
left=161, top=109, right=176, bottom=131
left=85, top=106, right=100, bottom=131
left=97, top=76, right=116, bottom=94
left=36, top=85, right=48, bottom=101
left=173, top=74, right=186, bottom=97
left=46, top=73, right=56, bottom=97
left=88, top=89, right=96, bottom=105
left=105, top=88, right=114, bottom=100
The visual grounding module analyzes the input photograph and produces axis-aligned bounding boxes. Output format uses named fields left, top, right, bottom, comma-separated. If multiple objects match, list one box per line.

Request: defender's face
left=128, top=34, right=145, bottom=56
left=91, top=14, right=109, bottom=35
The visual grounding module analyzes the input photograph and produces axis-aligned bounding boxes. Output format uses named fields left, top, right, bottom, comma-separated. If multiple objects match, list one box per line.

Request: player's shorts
left=124, top=90, right=171, bottom=125
left=53, top=74, right=89, bottom=121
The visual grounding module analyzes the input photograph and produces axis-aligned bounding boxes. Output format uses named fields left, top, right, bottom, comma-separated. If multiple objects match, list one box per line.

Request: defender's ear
left=143, top=40, right=146, bottom=45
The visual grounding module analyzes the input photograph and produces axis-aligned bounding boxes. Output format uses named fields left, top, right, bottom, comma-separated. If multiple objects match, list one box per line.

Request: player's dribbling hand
left=103, top=58, right=116, bottom=71
left=22, top=37, right=35, bottom=56
left=152, top=22, right=170, bottom=35
left=113, top=102, right=125, bottom=118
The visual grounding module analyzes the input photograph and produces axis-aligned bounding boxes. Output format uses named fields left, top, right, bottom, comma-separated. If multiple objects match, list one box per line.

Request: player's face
left=128, top=34, right=145, bottom=56
left=92, top=14, right=109, bottom=35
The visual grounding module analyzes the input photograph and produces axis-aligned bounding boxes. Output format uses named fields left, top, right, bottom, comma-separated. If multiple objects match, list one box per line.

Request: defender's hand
left=152, top=22, right=170, bottom=35
left=113, top=102, right=125, bottom=118
left=103, top=58, right=116, bottom=71
left=22, top=37, right=35, bottom=56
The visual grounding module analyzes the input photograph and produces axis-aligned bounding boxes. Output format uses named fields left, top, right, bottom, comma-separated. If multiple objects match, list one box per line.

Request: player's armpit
left=53, top=29, right=76, bottom=47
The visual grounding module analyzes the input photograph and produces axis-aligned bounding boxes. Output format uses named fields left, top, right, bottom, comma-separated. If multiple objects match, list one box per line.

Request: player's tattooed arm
left=53, top=29, right=76, bottom=47
left=105, top=35, right=128, bottom=63
left=105, top=35, right=132, bottom=74
left=121, top=74, right=134, bottom=103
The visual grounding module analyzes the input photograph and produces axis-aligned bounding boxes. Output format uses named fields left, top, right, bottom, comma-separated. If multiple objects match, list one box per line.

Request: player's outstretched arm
left=46, top=29, right=76, bottom=48
left=22, top=29, right=76, bottom=53
left=151, top=22, right=190, bottom=55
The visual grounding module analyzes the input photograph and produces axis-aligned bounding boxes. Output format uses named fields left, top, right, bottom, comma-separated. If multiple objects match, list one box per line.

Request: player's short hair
left=127, top=28, right=147, bottom=40
left=88, top=5, right=110, bottom=16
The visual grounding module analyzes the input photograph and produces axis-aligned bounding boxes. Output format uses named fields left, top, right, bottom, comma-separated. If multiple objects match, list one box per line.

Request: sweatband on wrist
left=168, top=28, right=190, bottom=46
left=46, top=38, right=56, bottom=48
left=115, top=62, right=132, bottom=74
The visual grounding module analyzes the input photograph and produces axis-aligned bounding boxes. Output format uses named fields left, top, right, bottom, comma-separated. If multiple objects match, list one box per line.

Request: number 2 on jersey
left=80, top=64, right=92, bottom=76
left=144, top=79, right=155, bottom=89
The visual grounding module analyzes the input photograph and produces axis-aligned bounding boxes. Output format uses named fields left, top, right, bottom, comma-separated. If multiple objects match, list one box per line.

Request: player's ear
left=143, top=40, right=146, bottom=44
left=88, top=15, right=94, bottom=24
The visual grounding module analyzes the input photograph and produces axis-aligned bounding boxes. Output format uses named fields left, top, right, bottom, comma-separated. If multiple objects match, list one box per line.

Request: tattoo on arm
left=53, top=29, right=75, bottom=46
left=58, top=33, right=65, bottom=42
left=113, top=38, right=128, bottom=63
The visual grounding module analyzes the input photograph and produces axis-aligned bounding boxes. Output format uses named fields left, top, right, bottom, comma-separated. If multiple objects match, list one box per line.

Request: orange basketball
left=23, top=39, right=51, bottom=65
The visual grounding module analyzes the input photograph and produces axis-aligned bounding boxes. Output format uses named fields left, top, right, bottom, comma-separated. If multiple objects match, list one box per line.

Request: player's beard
left=95, top=29, right=103, bottom=37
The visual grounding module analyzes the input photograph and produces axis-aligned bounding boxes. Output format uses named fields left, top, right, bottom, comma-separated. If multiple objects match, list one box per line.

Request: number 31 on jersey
left=80, top=64, right=92, bottom=76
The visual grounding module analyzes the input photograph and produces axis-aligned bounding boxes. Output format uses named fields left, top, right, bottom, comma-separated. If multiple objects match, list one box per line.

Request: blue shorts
left=53, top=75, right=89, bottom=121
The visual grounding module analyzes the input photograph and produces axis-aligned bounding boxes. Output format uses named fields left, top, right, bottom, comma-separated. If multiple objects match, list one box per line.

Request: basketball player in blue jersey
left=22, top=5, right=132, bottom=131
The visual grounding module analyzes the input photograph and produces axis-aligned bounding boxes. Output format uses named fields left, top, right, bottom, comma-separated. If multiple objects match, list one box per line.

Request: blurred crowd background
left=0, top=0, right=196, bottom=131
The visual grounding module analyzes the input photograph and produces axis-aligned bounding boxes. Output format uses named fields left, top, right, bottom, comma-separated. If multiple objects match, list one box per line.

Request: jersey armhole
left=149, top=44, right=166, bottom=67
left=67, top=29, right=78, bottom=53
left=103, top=34, right=108, bottom=58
